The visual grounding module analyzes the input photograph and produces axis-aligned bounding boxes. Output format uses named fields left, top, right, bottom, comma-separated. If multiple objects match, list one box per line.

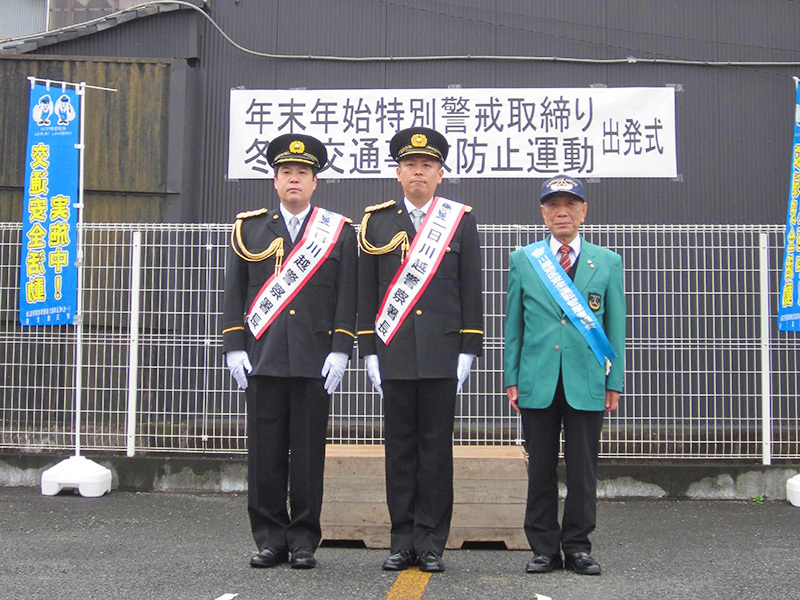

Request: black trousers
left=246, top=376, right=329, bottom=553
left=520, top=375, right=605, bottom=556
left=382, top=378, right=457, bottom=556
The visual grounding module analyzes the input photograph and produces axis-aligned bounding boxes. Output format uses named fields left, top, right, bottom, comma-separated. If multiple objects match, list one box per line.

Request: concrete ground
left=2, top=486, right=799, bottom=600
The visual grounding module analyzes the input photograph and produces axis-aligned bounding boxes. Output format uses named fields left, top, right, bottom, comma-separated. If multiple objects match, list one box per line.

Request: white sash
left=247, top=207, right=347, bottom=340
left=375, top=197, right=466, bottom=344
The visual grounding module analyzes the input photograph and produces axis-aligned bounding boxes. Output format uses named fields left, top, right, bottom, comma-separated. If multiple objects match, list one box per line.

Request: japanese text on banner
left=228, top=87, right=677, bottom=180
left=19, top=82, right=80, bottom=326
left=779, top=80, right=800, bottom=332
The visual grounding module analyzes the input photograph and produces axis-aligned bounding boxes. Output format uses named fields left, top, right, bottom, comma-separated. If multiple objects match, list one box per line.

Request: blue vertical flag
left=19, top=82, right=81, bottom=326
left=779, top=80, right=800, bottom=331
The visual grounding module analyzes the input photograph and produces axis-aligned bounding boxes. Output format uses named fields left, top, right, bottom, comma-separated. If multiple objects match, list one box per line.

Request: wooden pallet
left=320, top=445, right=529, bottom=550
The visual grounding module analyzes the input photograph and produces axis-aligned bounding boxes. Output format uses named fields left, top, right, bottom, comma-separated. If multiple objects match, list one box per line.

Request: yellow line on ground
left=387, top=568, right=432, bottom=600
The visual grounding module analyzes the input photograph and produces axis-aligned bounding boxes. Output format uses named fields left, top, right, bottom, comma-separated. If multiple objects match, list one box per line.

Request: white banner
left=229, top=87, right=676, bottom=180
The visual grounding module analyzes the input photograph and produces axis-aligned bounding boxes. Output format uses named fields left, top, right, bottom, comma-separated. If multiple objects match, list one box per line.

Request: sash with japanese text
left=375, top=197, right=466, bottom=344
left=247, top=208, right=347, bottom=339
left=19, top=82, right=80, bottom=326
left=523, top=240, right=616, bottom=369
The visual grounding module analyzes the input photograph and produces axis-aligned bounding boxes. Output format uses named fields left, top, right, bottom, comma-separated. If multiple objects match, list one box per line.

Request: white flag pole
left=74, top=80, right=86, bottom=458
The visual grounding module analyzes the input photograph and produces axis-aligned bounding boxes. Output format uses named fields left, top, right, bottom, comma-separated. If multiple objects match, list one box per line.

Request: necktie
left=410, top=209, right=424, bottom=231
left=288, top=216, right=300, bottom=242
left=559, top=244, right=572, bottom=272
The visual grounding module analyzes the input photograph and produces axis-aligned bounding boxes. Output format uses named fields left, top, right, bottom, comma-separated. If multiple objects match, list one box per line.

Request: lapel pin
left=587, top=259, right=595, bottom=269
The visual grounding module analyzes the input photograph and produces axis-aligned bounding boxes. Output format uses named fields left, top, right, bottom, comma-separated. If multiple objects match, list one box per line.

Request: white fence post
left=126, top=231, right=143, bottom=457
left=759, top=232, right=772, bottom=466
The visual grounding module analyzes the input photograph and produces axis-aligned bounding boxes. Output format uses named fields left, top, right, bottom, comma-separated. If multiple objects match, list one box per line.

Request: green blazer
left=504, top=237, right=626, bottom=411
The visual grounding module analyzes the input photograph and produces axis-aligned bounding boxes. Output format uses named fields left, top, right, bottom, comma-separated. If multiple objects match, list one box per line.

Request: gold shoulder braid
left=364, top=200, right=396, bottom=213
left=231, top=209, right=285, bottom=276
left=235, top=208, right=268, bottom=220
left=358, top=200, right=409, bottom=262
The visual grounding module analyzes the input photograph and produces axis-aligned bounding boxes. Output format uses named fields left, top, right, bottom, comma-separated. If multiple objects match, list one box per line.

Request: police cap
left=267, top=133, right=328, bottom=171
left=390, top=127, right=449, bottom=163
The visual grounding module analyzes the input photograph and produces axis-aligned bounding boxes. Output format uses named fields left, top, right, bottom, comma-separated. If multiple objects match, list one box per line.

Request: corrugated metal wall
left=0, top=0, right=47, bottom=40
left=48, top=1, right=146, bottom=29
left=0, top=55, right=198, bottom=223
left=6, top=0, right=800, bottom=226
left=30, top=10, right=201, bottom=61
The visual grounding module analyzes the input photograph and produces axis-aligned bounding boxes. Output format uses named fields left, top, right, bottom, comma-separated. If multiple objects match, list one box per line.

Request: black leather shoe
left=418, top=551, right=445, bottom=573
left=382, top=549, right=417, bottom=571
left=525, top=553, right=563, bottom=573
left=565, top=552, right=601, bottom=575
left=290, top=547, right=317, bottom=569
left=250, top=547, right=288, bottom=568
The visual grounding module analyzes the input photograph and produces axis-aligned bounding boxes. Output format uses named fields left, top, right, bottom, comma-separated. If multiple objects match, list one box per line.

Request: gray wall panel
left=603, top=64, right=721, bottom=225
left=272, top=60, right=386, bottom=89
left=385, top=0, right=497, bottom=57
left=716, top=68, right=796, bottom=223
left=197, top=1, right=278, bottom=224
left=33, top=12, right=201, bottom=59
left=606, top=0, right=719, bottom=61
left=382, top=60, right=494, bottom=88
left=0, top=0, right=47, bottom=40
left=494, top=62, right=607, bottom=88
left=275, top=0, right=386, bottom=56
left=716, top=1, right=800, bottom=60
left=209, top=1, right=278, bottom=51
left=496, top=0, right=609, bottom=59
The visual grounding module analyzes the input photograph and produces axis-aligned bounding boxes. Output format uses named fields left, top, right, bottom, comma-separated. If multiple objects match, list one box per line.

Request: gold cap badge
left=289, top=140, right=305, bottom=154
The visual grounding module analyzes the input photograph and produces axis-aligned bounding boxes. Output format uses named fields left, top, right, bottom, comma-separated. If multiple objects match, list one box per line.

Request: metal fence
left=1, top=222, right=798, bottom=461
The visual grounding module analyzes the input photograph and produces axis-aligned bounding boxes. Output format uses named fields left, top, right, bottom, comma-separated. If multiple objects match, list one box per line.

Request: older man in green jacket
left=504, top=175, right=625, bottom=576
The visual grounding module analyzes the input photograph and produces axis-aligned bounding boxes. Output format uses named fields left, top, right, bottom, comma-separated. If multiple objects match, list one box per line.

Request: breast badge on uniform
left=588, top=292, right=602, bottom=311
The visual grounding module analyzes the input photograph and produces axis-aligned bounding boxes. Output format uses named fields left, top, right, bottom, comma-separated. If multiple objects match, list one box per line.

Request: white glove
left=365, top=354, right=383, bottom=399
left=321, top=351, right=349, bottom=395
left=456, top=353, right=475, bottom=394
left=226, top=350, right=252, bottom=390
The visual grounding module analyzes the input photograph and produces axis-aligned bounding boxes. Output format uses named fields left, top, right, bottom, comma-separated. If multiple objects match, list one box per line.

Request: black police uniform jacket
left=222, top=206, right=357, bottom=378
left=357, top=200, right=484, bottom=380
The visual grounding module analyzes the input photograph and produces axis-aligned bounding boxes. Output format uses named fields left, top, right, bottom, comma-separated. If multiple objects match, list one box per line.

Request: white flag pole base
left=788, top=474, right=800, bottom=507
left=41, top=455, right=112, bottom=498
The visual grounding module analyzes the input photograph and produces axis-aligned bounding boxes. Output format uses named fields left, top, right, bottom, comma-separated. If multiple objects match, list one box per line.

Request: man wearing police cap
left=222, top=133, right=357, bottom=570
left=504, top=175, right=625, bottom=576
left=357, top=127, right=484, bottom=572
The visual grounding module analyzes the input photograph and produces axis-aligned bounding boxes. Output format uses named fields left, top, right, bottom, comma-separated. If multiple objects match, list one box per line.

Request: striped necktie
left=558, top=244, right=572, bottom=272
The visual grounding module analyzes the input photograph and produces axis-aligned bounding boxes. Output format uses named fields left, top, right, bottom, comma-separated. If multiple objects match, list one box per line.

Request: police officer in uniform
left=357, top=127, right=484, bottom=572
left=222, top=134, right=357, bottom=570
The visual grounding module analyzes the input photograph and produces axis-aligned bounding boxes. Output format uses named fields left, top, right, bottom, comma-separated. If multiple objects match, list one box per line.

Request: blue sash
left=523, top=240, right=616, bottom=368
